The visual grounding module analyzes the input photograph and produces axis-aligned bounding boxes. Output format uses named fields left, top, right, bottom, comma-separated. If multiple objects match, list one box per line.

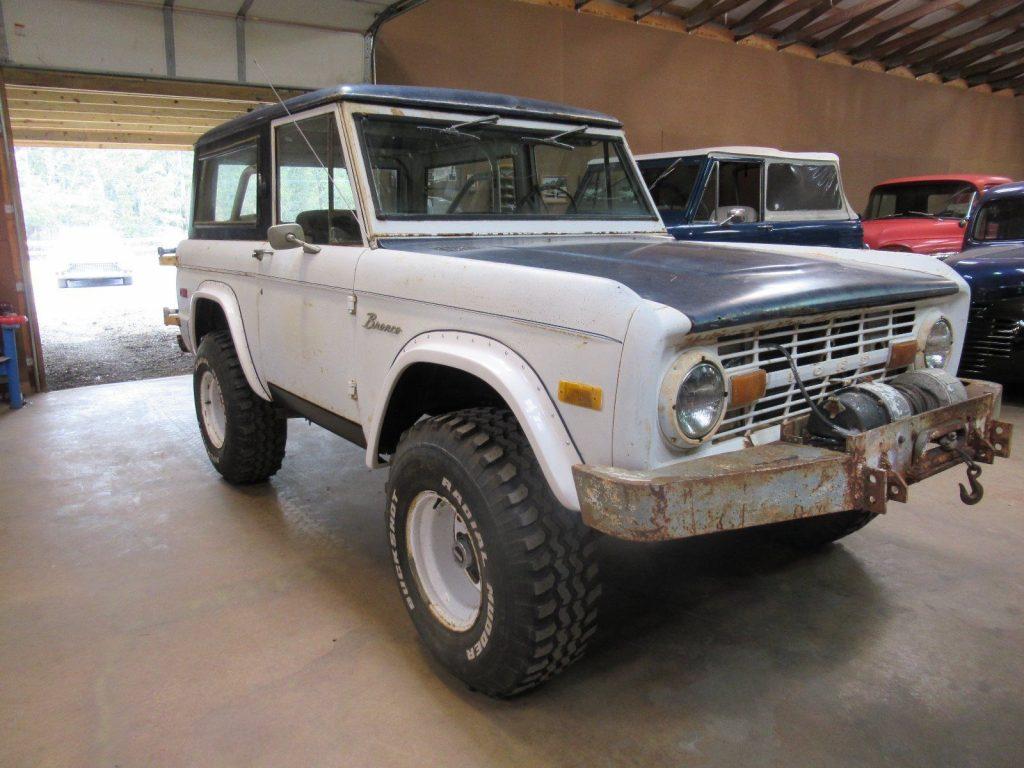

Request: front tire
left=193, top=330, right=286, bottom=484
left=386, top=407, right=600, bottom=697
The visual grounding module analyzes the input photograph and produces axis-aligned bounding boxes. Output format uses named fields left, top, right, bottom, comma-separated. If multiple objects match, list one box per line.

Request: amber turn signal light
left=887, top=340, right=918, bottom=370
left=729, top=368, right=766, bottom=409
left=558, top=380, right=603, bottom=411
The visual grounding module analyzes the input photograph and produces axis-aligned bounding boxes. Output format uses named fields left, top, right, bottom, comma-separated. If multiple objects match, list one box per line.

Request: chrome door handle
left=252, top=248, right=272, bottom=261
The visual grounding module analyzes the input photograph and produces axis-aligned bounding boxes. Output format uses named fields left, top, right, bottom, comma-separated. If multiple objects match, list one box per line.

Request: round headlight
left=924, top=318, right=953, bottom=369
left=674, top=362, right=726, bottom=440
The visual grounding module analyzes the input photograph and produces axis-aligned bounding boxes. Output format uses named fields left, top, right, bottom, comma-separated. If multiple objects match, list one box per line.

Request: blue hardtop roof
left=195, top=84, right=622, bottom=150
left=981, top=181, right=1024, bottom=200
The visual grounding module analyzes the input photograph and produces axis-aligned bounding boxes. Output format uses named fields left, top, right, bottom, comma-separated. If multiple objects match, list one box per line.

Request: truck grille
left=712, top=304, right=918, bottom=444
left=959, top=301, right=1019, bottom=376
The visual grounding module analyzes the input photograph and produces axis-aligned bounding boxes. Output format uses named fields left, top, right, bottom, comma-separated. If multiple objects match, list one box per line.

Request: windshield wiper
left=520, top=125, right=589, bottom=150
left=417, top=114, right=500, bottom=141
left=649, top=156, right=685, bottom=191
left=903, top=210, right=939, bottom=218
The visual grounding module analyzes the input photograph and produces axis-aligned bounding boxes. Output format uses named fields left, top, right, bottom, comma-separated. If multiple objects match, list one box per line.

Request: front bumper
left=573, top=379, right=1012, bottom=542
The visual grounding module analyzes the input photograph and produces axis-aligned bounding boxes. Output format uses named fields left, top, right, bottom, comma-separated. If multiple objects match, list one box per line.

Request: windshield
left=971, top=197, right=1024, bottom=242
left=357, top=115, right=655, bottom=219
left=638, top=157, right=702, bottom=211
left=865, top=181, right=975, bottom=220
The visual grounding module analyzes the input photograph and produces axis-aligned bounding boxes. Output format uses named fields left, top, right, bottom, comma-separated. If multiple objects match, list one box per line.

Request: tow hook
left=939, top=434, right=984, bottom=505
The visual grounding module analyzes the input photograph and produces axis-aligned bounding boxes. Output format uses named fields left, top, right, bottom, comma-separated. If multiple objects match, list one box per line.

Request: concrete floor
left=2, top=376, right=1023, bottom=767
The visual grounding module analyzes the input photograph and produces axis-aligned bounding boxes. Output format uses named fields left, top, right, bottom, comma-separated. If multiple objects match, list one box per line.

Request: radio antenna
left=252, top=57, right=349, bottom=205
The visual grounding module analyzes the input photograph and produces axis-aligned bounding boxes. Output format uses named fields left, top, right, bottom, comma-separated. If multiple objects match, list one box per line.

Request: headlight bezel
left=919, top=314, right=954, bottom=370
left=659, top=349, right=728, bottom=448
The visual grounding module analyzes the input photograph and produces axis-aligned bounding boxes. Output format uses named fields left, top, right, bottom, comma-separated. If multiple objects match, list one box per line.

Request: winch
left=767, top=343, right=989, bottom=506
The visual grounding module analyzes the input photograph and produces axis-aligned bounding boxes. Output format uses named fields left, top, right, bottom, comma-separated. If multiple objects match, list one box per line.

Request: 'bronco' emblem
left=363, top=312, right=402, bottom=335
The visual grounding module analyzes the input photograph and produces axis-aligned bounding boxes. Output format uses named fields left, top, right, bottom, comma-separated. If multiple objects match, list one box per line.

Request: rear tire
left=193, top=330, right=286, bottom=484
left=768, top=510, right=876, bottom=550
left=386, top=407, right=600, bottom=697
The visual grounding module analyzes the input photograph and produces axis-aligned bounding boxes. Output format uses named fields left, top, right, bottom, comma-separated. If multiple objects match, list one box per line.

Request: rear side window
left=766, top=162, right=842, bottom=212
left=194, top=142, right=258, bottom=225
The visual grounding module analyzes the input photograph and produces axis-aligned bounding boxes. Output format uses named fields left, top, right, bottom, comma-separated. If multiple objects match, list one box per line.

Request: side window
left=640, top=159, right=701, bottom=211
left=194, top=142, right=258, bottom=225
left=275, top=113, right=360, bottom=245
left=715, top=161, right=761, bottom=222
left=766, top=162, right=842, bottom=212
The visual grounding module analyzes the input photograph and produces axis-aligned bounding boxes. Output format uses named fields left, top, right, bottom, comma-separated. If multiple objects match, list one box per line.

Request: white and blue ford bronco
left=164, top=84, right=1012, bottom=696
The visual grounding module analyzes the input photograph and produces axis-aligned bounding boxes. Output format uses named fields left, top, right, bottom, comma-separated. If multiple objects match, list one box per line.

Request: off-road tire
left=768, top=510, right=877, bottom=550
left=193, top=330, right=286, bottom=484
left=386, top=407, right=600, bottom=697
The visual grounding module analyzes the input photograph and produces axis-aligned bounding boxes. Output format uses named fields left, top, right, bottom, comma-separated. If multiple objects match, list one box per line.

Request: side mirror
left=721, top=207, right=747, bottom=226
left=268, top=223, right=321, bottom=254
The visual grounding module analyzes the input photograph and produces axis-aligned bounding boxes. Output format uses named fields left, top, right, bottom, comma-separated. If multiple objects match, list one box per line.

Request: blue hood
left=381, top=236, right=959, bottom=332
left=948, top=243, right=1024, bottom=302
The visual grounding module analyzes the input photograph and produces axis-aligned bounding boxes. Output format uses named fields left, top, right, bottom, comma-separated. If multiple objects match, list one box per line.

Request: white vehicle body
left=172, top=87, right=971, bottom=512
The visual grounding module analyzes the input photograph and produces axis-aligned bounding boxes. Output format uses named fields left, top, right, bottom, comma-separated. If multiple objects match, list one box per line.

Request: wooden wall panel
left=376, top=0, right=1024, bottom=211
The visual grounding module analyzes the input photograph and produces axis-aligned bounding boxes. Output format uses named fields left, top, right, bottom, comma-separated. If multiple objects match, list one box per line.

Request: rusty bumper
left=574, top=379, right=1013, bottom=542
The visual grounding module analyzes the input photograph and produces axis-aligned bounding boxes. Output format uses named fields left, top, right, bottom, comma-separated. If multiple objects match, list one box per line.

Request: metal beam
left=162, top=0, right=176, bottom=77
left=235, top=0, right=254, bottom=83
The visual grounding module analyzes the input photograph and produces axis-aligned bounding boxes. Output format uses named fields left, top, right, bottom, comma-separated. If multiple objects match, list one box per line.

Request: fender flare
left=188, top=281, right=271, bottom=401
left=365, top=332, right=583, bottom=511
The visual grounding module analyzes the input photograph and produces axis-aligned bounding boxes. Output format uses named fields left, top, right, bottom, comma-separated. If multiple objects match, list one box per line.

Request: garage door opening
left=17, top=146, right=193, bottom=390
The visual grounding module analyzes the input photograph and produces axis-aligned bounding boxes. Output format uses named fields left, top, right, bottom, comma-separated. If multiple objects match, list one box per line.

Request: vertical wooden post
left=0, top=66, right=45, bottom=392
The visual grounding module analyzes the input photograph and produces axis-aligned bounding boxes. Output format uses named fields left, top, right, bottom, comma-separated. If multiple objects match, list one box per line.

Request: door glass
left=715, top=161, right=761, bottom=223
left=276, top=113, right=360, bottom=244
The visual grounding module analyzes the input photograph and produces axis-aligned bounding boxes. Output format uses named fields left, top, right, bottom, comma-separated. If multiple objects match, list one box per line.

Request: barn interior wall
left=375, top=0, right=1024, bottom=210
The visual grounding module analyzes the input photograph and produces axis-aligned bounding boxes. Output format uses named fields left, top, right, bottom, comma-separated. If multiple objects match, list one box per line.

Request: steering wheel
left=516, top=182, right=578, bottom=214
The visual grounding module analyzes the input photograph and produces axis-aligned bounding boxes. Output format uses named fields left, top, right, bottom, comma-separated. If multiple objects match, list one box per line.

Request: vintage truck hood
left=948, top=243, right=1024, bottom=302
left=380, top=236, right=958, bottom=332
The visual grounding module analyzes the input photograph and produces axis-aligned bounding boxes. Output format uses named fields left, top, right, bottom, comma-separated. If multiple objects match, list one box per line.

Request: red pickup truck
left=863, top=174, right=1011, bottom=257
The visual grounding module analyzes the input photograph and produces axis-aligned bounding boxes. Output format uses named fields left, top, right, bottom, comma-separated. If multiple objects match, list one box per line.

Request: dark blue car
left=635, top=147, right=864, bottom=249
left=951, top=181, right=1024, bottom=384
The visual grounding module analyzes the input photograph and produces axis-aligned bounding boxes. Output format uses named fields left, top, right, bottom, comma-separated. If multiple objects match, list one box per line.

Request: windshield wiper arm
left=649, top=156, right=685, bottom=191
left=417, top=114, right=500, bottom=141
left=521, top=125, right=589, bottom=150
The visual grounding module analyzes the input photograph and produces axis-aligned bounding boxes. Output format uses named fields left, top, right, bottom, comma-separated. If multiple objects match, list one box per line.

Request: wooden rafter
left=773, top=0, right=833, bottom=45
left=870, top=0, right=1018, bottom=62
left=685, top=0, right=750, bottom=30
left=935, top=27, right=1024, bottom=76
left=734, top=0, right=822, bottom=38
left=814, top=0, right=901, bottom=56
left=961, top=39, right=1024, bottom=78
left=798, top=0, right=894, bottom=40
left=841, top=0, right=962, bottom=57
left=893, top=8, right=1024, bottom=70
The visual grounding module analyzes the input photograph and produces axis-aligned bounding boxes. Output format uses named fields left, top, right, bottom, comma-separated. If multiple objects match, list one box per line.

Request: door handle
left=252, top=248, right=272, bottom=261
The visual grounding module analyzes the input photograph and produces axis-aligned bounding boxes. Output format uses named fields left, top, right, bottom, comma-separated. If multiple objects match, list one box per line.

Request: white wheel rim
left=199, top=369, right=227, bottom=449
left=406, top=491, right=483, bottom=632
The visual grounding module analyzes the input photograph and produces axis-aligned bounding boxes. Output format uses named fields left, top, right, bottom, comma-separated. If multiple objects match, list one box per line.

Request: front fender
left=189, top=281, right=270, bottom=401
left=365, top=332, right=584, bottom=511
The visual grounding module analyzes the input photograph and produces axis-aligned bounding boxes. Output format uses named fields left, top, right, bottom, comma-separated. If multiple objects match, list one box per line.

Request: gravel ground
left=30, top=240, right=193, bottom=390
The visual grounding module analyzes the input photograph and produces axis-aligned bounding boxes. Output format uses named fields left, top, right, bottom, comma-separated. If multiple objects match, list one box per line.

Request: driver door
left=258, top=106, right=366, bottom=423
left=683, top=159, right=766, bottom=243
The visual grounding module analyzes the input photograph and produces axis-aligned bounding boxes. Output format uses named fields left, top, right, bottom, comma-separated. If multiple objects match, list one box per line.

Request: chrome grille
left=712, top=304, right=918, bottom=444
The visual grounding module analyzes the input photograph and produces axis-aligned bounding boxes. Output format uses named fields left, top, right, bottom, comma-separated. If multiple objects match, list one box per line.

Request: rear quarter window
left=194, top=141, right=259, bottom=225
left=766, top=162, right=842, bottom=212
